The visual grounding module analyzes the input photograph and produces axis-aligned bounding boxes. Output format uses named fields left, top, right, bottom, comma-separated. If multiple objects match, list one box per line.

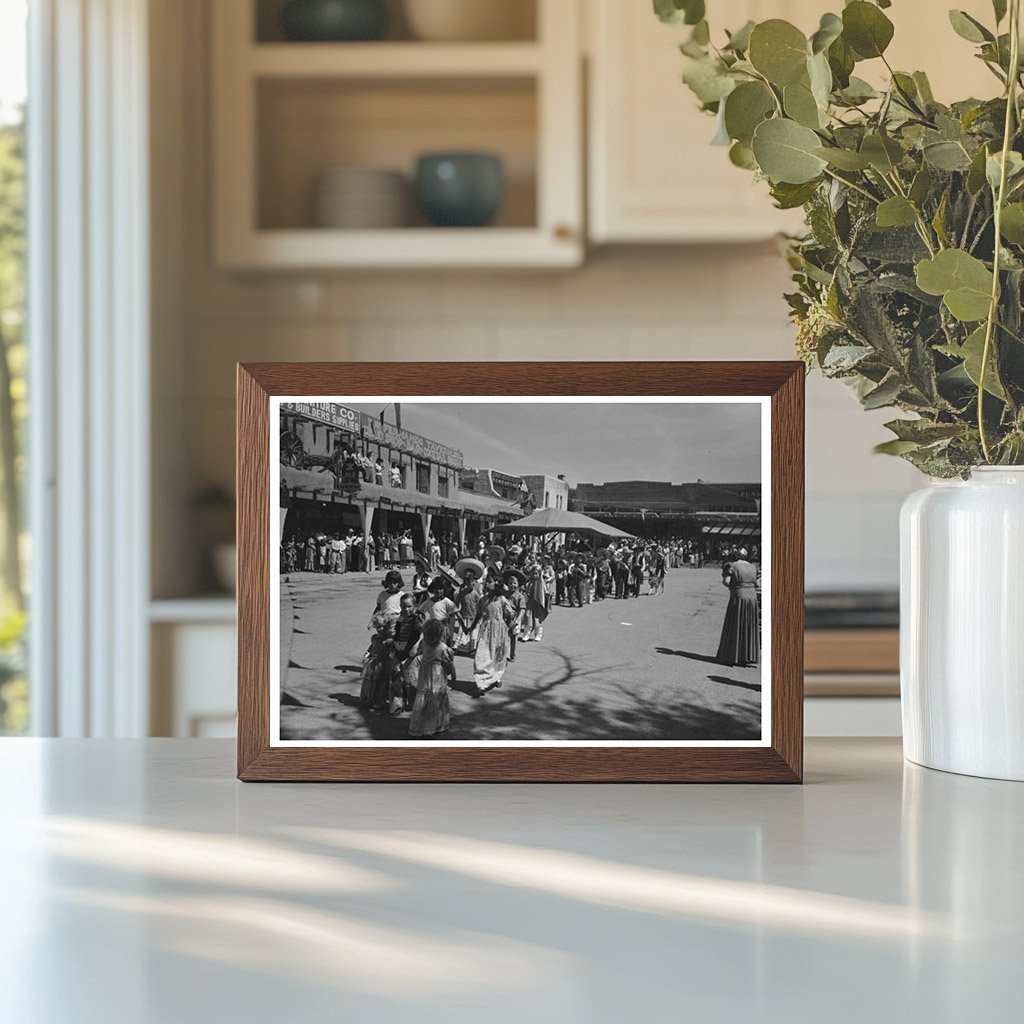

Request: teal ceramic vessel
left=281, top=0, right=388, bottom=42
left=415, top=152, right=505, bottom=227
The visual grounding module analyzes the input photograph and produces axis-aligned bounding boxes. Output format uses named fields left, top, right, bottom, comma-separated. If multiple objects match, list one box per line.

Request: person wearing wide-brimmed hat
left=452, top=560, right=484, bottom=654
left=411, top=565, right=431, bottom=608
left=483, top=544, right=505, bottom=583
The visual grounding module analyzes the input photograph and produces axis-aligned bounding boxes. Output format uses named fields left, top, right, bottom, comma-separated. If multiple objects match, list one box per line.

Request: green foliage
left=659, top=0, right=1024, bottom=476
left=0, top=111, right=28, bottom=732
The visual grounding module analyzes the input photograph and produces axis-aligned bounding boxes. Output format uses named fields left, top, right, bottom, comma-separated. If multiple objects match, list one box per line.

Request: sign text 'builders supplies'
left=282, top=402, right=463, bottom=468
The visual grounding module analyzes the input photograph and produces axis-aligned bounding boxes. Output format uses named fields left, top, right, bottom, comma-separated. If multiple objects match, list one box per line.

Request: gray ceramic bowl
left=280, top=0, right=388, bottom=42
left=415, top=152, right=505, bottom=228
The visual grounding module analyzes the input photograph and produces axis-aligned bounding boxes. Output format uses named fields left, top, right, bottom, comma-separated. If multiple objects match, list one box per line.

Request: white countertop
left=1, top=738, right=1020, bottom=1023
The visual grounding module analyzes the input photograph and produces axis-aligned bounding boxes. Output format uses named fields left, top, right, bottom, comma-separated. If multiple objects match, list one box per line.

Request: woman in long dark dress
left=716, top=549, right=760, bottom=667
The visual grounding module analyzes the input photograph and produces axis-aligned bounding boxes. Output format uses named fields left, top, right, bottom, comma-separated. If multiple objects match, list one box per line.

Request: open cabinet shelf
left=249, top=42, right=546, bottom=77
left=212, top=0, right=583, bottom=269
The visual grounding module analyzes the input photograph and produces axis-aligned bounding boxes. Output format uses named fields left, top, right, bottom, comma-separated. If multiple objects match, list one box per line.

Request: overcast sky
left=341, top=401, right=762, bottom=484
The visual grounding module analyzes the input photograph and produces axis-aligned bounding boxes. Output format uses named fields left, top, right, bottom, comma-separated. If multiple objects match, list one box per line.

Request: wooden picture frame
left=238, top=362, right=804, bottom=782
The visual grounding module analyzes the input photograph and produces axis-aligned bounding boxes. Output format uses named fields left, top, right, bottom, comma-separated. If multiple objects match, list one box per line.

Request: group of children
left=358, top=558, right=532, bottom=737
left=355, top=541, right=670, bottom=738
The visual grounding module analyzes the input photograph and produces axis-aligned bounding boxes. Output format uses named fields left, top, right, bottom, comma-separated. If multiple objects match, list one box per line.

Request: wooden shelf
left=249, top=42, right=544, bottom=78
left=218, top=226, right=580, bottom=270
left=804, top=629, right=899, bottom=675
left=212, top=0, right=583, bottom=269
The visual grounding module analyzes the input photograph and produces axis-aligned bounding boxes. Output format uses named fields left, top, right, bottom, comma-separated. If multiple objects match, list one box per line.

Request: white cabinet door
left=587, top=0, right=995, bottom=244
left=588, top=0, right=813, bottom=243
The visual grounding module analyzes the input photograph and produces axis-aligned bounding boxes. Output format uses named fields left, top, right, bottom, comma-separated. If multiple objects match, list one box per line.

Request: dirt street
left=279, top=566, right=762, bottom=741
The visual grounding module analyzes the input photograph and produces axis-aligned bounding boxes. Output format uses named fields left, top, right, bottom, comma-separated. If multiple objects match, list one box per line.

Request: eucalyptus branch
left=978, top=0, right=1021, bottom=461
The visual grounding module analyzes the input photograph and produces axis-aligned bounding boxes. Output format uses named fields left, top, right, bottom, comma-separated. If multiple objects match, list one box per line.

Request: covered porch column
left=359, top=501, right=376, bottom=572
left=418, top=511, right=432, bottom=552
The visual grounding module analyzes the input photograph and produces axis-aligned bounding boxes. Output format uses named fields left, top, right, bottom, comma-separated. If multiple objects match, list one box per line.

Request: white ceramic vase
left=900, top=467, right=1024, bottom=780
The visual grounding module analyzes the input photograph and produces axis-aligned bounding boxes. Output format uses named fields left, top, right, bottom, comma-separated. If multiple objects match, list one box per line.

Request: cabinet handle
left=553, top=224, right=574, bottom=241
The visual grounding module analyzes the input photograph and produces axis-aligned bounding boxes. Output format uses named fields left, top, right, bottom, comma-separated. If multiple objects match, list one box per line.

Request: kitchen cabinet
left=150, top=600, right=237, bottom=737
left=587, top=0, right=813, bottom=243
left=587, top=0, right=998, bottom=244
left=211, top=0, right=583, bottom=269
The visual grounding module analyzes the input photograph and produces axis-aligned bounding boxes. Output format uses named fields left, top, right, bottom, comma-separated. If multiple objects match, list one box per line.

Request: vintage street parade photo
left=273, top=398, right=767, bottom=744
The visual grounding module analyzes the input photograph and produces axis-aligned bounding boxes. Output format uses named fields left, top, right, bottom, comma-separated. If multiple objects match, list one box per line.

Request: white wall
left=155, top=0, right=921, bottom=599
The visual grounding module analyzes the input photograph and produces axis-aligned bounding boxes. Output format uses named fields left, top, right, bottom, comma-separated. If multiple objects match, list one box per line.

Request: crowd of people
left=280, top=528, right=422, bottom=575
left=281, top=526, right=761, bottom=739
left=350, top=535, right=704, bottom=739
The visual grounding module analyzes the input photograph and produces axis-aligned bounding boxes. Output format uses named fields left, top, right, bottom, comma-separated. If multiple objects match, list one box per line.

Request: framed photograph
left=237, top=362, right=803, bottom=782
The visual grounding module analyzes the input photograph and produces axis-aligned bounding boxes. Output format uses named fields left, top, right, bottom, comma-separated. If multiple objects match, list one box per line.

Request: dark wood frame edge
left=237, top=362, right=804, bottom=783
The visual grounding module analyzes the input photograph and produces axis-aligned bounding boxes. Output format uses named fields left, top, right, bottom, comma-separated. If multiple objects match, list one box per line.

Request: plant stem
left=979, top=0, right=1021, bottom=462
left=822, top=167, right=880, bottom=205
left=884, top=171, right=939, bottom=254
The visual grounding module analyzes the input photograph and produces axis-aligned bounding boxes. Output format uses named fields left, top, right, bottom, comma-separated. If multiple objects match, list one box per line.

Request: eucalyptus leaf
left=810, top=13, right=843, bottom=55
left=724, top=20, right=755, bottom=53
left=940, top=326, right=1006, bottom=398
left=808, top=52, right=833, bottom=109
left=948, top=10, right=994, bottom=44
left=711, top=107, right=731, bottom=145
left=874, top=438, right=922, bottom=455
left=842, top=1, right=895, bottom=59
left=986, top=150, right=1024, bottom=191
left=751, top=118, right=828, bottom=184
left=923, top=140, right=973, bottom=171
left=913, top=71, right=935, bottom=104
left=748, top=20, right=809, bottom=87
left=915, top=249, right=994, bottom=322
left=723, top=81, right=775, bottom=144
left=729, top=140, right=757, bottom=170
left=814, top=146, right=872, bottom=170
left=967, top=144, right=992, bottom=194
left=653, top=0, right=705, bottom=26
left=993, top=0, right=1008, bottom=24
left=884, top=418, right=964, bottom=443
left=862, top=374, right=903, bottom=409
left=876, top=197, right=918, bottom=228
left=683, top=57, right=736, bottom=104
left=909, top=165, right=934, bottom=205
left=784, top=80, right=824, bottom=129
left=770, top=180, right=820, bottom=209
left=827, top=35, right=856, bottom=89
left=1000, top=203, right=1024, bottom=244
left=861, top=133, right=904, bottom=173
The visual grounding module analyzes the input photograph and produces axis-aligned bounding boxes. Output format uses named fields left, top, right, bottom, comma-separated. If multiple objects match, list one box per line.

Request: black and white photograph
left=272, top=397, right=769, bottom=745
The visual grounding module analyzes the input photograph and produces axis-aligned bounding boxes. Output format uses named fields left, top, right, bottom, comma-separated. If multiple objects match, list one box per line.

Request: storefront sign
left=361, top=416, right=464, bottom=469
left=282, top=401, right=464, bottom=468
left=281, top=402, right=361, bottom=433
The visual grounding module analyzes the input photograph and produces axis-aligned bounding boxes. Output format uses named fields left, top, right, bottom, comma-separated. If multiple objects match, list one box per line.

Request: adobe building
left=521, top=473, right=571, bottom=511
left=278, top=403, right=522, bottom=552
left=571, top=479, right=761, bottom=543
